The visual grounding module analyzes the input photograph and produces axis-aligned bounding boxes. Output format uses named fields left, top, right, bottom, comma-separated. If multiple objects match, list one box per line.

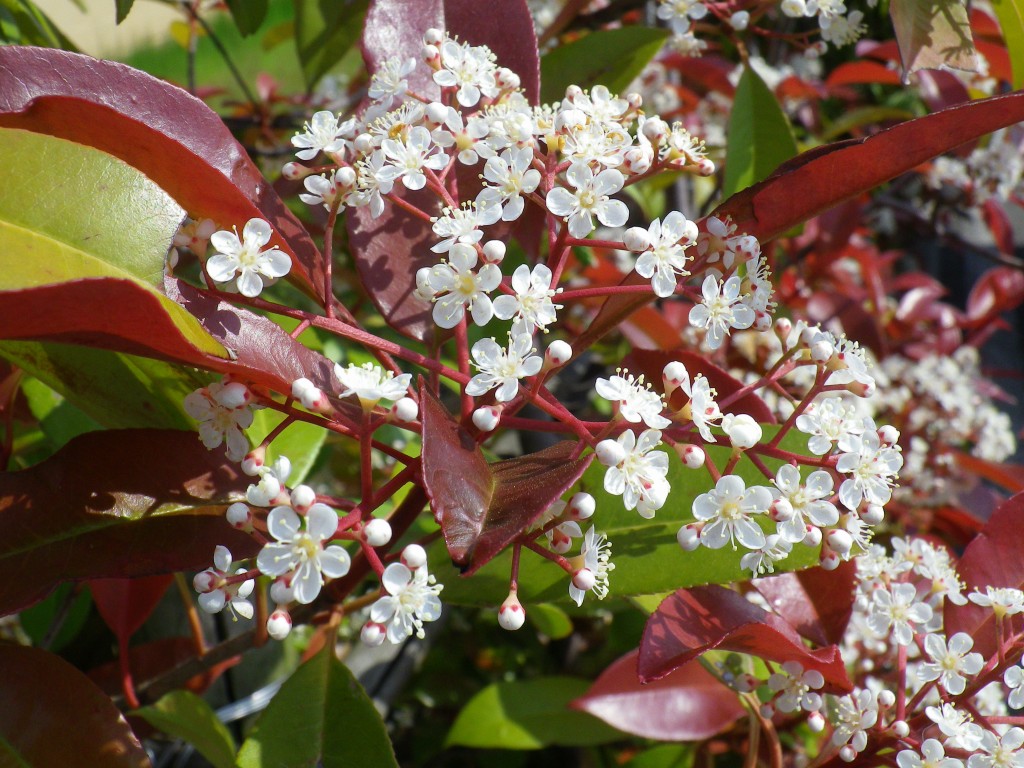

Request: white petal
left=268, top=506, right=301, bottom=542
left=319, top=546, right=352, bottom=578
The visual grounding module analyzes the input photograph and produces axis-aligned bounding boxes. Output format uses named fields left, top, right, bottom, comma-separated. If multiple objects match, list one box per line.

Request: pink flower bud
left=754, top=311, right=772, bottom=332
left=802, top=526, right=822, bottom=547
left=545, top=340, right=572, bottom=367
left=496, top=68, right=519, bottom=90
left=282, top=162, right=311, bottom=180
left=877, top=425, right=899, bottom=446
left=361, top=621, right=387, bottom=646
left=877, top=690, right=895, bottom=707
left=193, top=569, right=217, bottom=593
left=335, top=166, right=357, bottom=190
left=677, top=523, right=702, bottom=551
left=819, top=547, right=841, bottom=571
left=391, top=397, right=419, bottom=422
left=839, top=746, right=856, bottom=762
left=595, top=439, right=625, bottom=467
left=770, top=498, right=795, bottom=522
left=215, top=381, right=251, bottom=409
left=364, top=518, right=393, bottom=547
left=290, top=484, right=317, bottom=513
left=568, top=492, right=595, bottom=520
left=807, top=711, right=825, bottom=732
left=860, top=504, right=885, bottom=525
left=623, top=226, right=652, bottom=252
left=625, top=92, right=643, bottom=110
left=663, top=361, right=688, bottom=393
left=226, top=502, right=252, bottom=530
left=472, top=405, right=501, bottom=432
left=774, top=317, right=792, bottom=338
left=498, top=592, right=526, bottom=630
left=242, top=447, right=266, bottom=476
left=267, top=609, right=292, bottom=641
left=571, top=568, right=596, bottom=592
left=423, top=27, right=444, bottom=45
left=826, top=528, right=853, bottom=556
left=696, top=158, right=716, bottom=176
left=482, top=240, right=506, bottom=264
left=422, top=43, right=439, bottom=63
left=402, top=543, right=427, bottom=569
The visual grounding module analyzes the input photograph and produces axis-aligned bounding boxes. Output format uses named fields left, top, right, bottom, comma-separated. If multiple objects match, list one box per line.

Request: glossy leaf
left=446, top=677, right=623, bottom=749
left=225, top=0, right=268, bottom=36
left=722, top=65, right=798, bottom=199
left=135, top=691, right=237, bottom=768
left=236, top=643, right=398, bottom=768
left=639, top=585, right=851, bottom=690
left=294, top=0, right=369, bottom=89
left=0, top=645, right=151, bottom=767
left=990, top=0, right=1024, bottom=88
left=421, top=385, right=593, bottom=573
left=0, top=46, right=325, bottom=301
left=529, top=603, right=574, bottom=639
left=573, top=650, right=745, bottom=741
left=752, top=560, right=857, bottom=646
left=0, top=428, right=255, bottom=615
left=890, top=0, right=977, bottom=78
left=945, top=491, right=1024, bottom=656
left=540, top=26, right=670, bottom=103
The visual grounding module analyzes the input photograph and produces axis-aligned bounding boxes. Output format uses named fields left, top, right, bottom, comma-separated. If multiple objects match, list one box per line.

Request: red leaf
left=638, top=585, right=852, bottom=692
left=983, top=199, right=1016, bottom=255
left=0, top=429, right=256, bottom=615
left=0, top=47, right=325, bottom=302
left=420, top=385, right=592, bottom=573
left=752, top=561, right=857, bottom=646
left=954, top=451, right=1024, bottom=494
left=945, top=492, right=1024, bottom=656
left=965, top=266, right=1024, bottom=327
left=88, top=637, right=238, bottom=700
left=623, top=349, right=776, bottom=423
left=826, top=61, right=902, bottom=88
left=0, top=645, right=152, bottom=767
left=572, top=650, right=744, bottom=741
left=91, top=575, right=174, bottom=645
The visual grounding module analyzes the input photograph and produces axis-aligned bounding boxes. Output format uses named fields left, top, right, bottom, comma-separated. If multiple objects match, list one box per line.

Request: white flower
left=368, top=56, right=416, bottom=107
left=193, top=546, right=255, bottom=620
left=465, top=334, right=543, bottom=402
left=256, top=503, right=351, bottom=605
left=897, top=739, right=964, bottom=768
left=334, top=362, right=411, bottom=409
left=427, top=242, right=503, bottom=328
left=692, top=474, right=772, bottom=550
left=866, top=582, right=932, bottom=646
left=968, top=728, right=1024, bottom=768
left=381, top=125, right=448, bottom=190
left=678, top=370, right=722, bottom=442
left=207, top=218, right=292, bottom=298
left=602, top=429, right=671, bottom=517
left=696, top=216, right=758, bottom=268
left=740, top=534, right=792, bottom=575
left=432, top=38, right=499, bottom=107
left=969, top=586, right=1024, bottom=617
left=184, top=380, right=254, bottom=461
left=477, top=146, right=542, bottom=221
left=836, top=425, right=903, bottom=510
left=369, top=562, right=443, bottom=642
left=767, top=661, right=824, bottom=713
left=568, top=527, right=615, bottom=606
left=721, top=413, right=762, bottom=449
left=545, top=162, right=629, bottom=238
left=1006, top=663, right=1024, bottom=709
left=632, top=211, right=698, bottom=297
left=431, top=203, right=501, bottom=254
left=689, top=275, right=756, bottom=350
left=820, top=10, right=866, bottom=47
left=492, top=263, right=562, bottom=335
left=657, top=0, right=708, bottom=33
left=595, top=371, right=669, bottom=429
left=353, top=150, right=399, bottom=218
left=926, top=703, right=985, bottom=751
left=292, top=110, right=349, bottom=160
left=830, top=689, right=878, bottom=752
left=772, top=464, right=839, bottom=543
left=795, top=397, right=864, bottom=455
left=917, top=632, right=983, bottom=695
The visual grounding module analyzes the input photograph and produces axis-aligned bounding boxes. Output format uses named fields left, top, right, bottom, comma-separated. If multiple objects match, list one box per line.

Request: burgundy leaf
left=752, top=560, right=857, bottom=647
left=0, top=429, right=256, bottom=615
left=639, top=585, right=852, bottom=692
left=623, top=348, right=776, bottom=423
left=91, top=575, right=175, bottom=645
left=0, top=645, right=151, bottom=767
left=420, top=385, right=592, bottom=573
left=945, top=491, right=1024, bottom=656
left=572, top=650, right=745, bottom=741
left=983, top=199, right=1016, bottom=256
left=965, top=266, right=1024, bottom=327
left=89, top=637, right=238, bottom=700
left=0, top=47, right=325, bottom=302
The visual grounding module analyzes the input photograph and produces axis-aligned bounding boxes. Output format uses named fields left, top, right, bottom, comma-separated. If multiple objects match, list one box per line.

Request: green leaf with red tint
left=752, top=561, right=857, bottom=646
left=0, top=46, right=325, bottom=302
left=890, top=0, right=978, bottom=78
left=945, top=491, right=1024, bottom=656
left=0, top=429, right=256, bottom=615
left=420, top=386, right=592, bottom=573
left=639, top=585, right=851, bottom=691
left=572, top=650, right=744, bottom=741
left=0, top=645, right=152, bottom=767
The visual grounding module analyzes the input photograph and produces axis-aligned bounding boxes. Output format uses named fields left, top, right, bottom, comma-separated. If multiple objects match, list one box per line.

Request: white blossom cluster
left=928, top=129, right=1024, bottom=207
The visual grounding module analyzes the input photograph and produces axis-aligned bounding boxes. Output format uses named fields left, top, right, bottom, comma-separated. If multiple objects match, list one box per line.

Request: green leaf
left=224, top=0, right=268, bottom=36
left=237, top=644, right=398, bottom=768
left=114, top=0, right=135, bottom=23
left=433, top=428, right=822, bottom=606
left=528, top=603, right=573, bottom=639
left=991, top=0, right=1024, bottom=89
left=293, top=0, right=369, bottom=90
left=889, top=0, right=977, bottom=78
left=625, top=745, right=697, bottom=768
left=722, top=66, right=798, bottom=199
left=246, top=409, right=327, bottom=485
left=446, top=677, right=623, bottom=749
left=0, top=0, right=78, bottom=49
left=540, top=26, right=670, bottom=103
left=19, top=583, right=92, bottom=652
left=20, top=376, right=102, bottom=448
left=135, top=691, right=236, bottom=768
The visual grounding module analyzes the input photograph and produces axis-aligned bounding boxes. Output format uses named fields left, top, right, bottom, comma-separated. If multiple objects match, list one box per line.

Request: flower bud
left=498, top=592, right=526, bottom=630
left=364, top=518, right=393, bottom=547
left=226, top=502, right=252, bottom=530
left=825, top=528, right=854, bottom=556
left=810, top=339, right=834, bottom=363
left=193, top=569, right=217, bottom=593
left=802, top=526, right=823, bottom=547
left=770, top=498, right=795, bottom=522
left=361, top=620, right=387, bottom=646
left=335, top=166, right=357, bottom=190
left=891, top=720, right=909, bottom=737
left=425, top=101, right=449, bottom=125
left=354, top=133, right=375, bottom=153
left=496, top=68, right=519, bottom=90
left=819, top=547, right=841, bottom=571
left=860, top=504, right=885, bottom=525
left=595, top=438, right=626, bottom=467
left=247, top=474, right=282, bottom=507
left=642, top=117, right=668, bottom=143
left=571, top=568, right=596, bottom=592
left=482, top=239, right=506, bottom=264
left=290, top=484, right=317, bottom=513
left=839, top=746, right=856, bottom=762
left=292, top=377, right=314, bottom=399
left=623, top=226, right=652, bottom=252
left=215, top=381, right=251, bottom=409
left=267, top=609, right=292, bottom=641
left=774, top=317, right=792, bottom=338
left=807, top=711, right=825, bottom=732
left=422, top=43, right=439, bottom=63
left=754, top=311, right=773, bottom=332
left=877, top=424, right=899, bottom=446
left=722, top=413, right=762, bottom=450
left=625, top=92, right=643, bottom=111
left=270, top=578, right=294, bottom=605
left=545, top=340, right=572, bottom=367
left=282, top=162, right=311, bottom=180
left=568, top=492, right=595, bottom=520
left=663, top=361, right=688, bottom=393
left=680, top=444, right=706, bottom=469
left=781, top=0, right=807, bottom=15
left=877, top=690, right=896, bottom=707
left=677, top=523, right=702, bottom=551
left=729, top=10, right=750, bottom=29
left=242, top=447, right=266, bottom=476
left=402, top=543, right=428, bottom=569
left=423, top=27, right=444, bottom=45
left=732, top=673, right=758, bottom=692
left=472, top=405, right=501, bottom=432
left=696, top=158, right=716, bottom=176
left=392, top=397, right=419, bottom=422
left=549, top=527, right=574, bottom=554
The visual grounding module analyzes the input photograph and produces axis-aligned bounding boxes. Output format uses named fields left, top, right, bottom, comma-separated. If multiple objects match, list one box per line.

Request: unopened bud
left=770, top=498, right=795, bottom=522
left=754, top=311, right=772, bottom=332
left=270, top=578, right=294, bottom=605
left=242, top=448, right=266, bottom=476
left=361, top=620, right=387, bottom=646
left=482, top=239, right=506, bottom=264
left=392, top=397, right=419, bottom=422
left=811, top=340, right=834, bottom=362
left=267, top=609, right=292, bottom=641
left=878, top=425, right=899, bottom=446
left=860, top=504, right=884, bottom=525
left=498, top=592, right=526, bottom=630
left=353, top=133, right=374, bottom=154
left=193, top=570, right=216, bottom=593
left=722, top=413, right=762, bottom=450
left=696, top=158, right=715, bottom=176
left=472, top=405, right=501, bottom=432
left=680, top=444, right=705, bottom=469
left=290, top=485, right=317, bottom=513
left=282, top=162, right=311, bottom=180
left=425, top=101, right=449, bottom=124
left=545, top=340, right=572, bottom=367
left=663, top=361, right=688, bottom=393
left=568, top=492, right=595, bottom=520
left=423, top=27, right=444, bottom=45
left=819, top=547, right=841, bottom=571
left=802, top=526, right=822, bottom=547
left=216, top=381, right=251, bottom=409
left=402, top=543, right=427, bottom=569
left=622, top=148, right=652, bottom=175
left=364, top=518, right=393, bottom=547
left=226, top=502, right=252, bottom=530
left=623, top=226, right=651, bottom=252
left=877, top=690, right=896, bottom=707
left=733, top=672, right=759, bottom=692
left=677, top=523, right=702, bottom=551
left=247, top=475, right=282, bottom=507
left=839, top=746, right=856, bottom=762
left=595, top=438, right=625, bottom=467
left=892, top=720, right=909, bottom=737
left=495, top=68, right=519, bottom=90
left=774, top=317, right=792, bottom=338
left=571, top=568, right=596, bottom=592
left=807, top=711, right=825, bottom=732
left=335, top=166, right=357, bottom=190
left=826, top=528, right=853, bottom=556
left=625, top=92, right=643, bottom=110
left=729, top=10, right=750, bottom=29
left=422, top=43, right=439, bottom=63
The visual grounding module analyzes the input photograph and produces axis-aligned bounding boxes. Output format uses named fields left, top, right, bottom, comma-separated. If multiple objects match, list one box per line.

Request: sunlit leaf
left=990, top=0, right=1024, bottom=88
left=890, top=0, right=977, bottom=78
left=135, top=691, right=237, bottom=768
left=293, top=0, right=368, bottom=89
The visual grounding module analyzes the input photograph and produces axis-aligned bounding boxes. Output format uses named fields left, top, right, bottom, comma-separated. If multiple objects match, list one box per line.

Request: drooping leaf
left=236, top=643, right=398, bottom=768
left=294, top=0, right=369, bottom=89
left=752, top=560, right=857, bottom=646
left=135, top=691, right=237, bottom=768
left=990, top=0, right=1024, bottom=88
left=446, top=677, right=623, bottom=749
left=224, top=0, right=268, bottom=36
left=91, top=575, right=174, bottom=646
left=540, top=26, right=670, bottom=103
left=572, top=650, right=745, bottom=741
left=0, top=46, right=325, bottom=302
left=944, top=491, right=1024, bottom=657
left=722, top=65, right=798, bottom=199
left=638, top=585, right=852, bottom=690
left=0, top=429, right=255, bottom=615
left=420, top=385, right=593, bottom=573
left=889, top=0, right=978, bottom=79
left=115, top=0, right=135, bottom=23
left=0, top=645, right=151, bottom=767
